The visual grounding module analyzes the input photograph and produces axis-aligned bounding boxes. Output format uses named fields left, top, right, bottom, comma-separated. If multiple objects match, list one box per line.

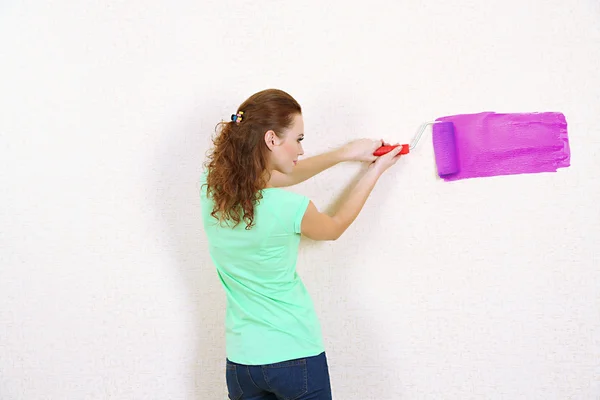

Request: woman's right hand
left=301, top=140, right=403, bottom=241
left=369, top=141, right=404, bottom=176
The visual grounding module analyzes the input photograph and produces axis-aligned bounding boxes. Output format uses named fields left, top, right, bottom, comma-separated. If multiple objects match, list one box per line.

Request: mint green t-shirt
left=200, top=174, right=325, bottom=365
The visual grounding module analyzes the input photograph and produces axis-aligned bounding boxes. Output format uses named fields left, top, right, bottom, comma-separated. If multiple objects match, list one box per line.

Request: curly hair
left=203, top=89, right=302, bottom=229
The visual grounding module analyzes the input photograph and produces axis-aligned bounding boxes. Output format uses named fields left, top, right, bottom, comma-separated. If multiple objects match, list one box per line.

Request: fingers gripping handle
left=373, top=144, right=409, bottom=156
left=373, top=121, right=437, bottom=157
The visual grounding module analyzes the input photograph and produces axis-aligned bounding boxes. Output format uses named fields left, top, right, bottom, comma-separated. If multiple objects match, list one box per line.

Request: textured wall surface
left=1, top=0, right=599, bottom=399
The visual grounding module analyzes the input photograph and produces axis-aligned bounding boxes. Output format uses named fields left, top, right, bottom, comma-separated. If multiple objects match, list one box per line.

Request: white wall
left=1, top=1, right=599, bottom=399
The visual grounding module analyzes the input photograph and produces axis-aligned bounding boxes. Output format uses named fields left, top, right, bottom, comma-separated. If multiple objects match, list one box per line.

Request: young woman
left=200, top=89, right=403, bottom=400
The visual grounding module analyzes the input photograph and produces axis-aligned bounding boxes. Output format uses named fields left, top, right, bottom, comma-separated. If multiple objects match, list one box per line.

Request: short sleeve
left=292, top=195, right=310, bottom=234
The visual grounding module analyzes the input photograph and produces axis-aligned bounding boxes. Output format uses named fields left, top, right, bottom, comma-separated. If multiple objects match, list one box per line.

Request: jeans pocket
left=263, top=359, right=308, bottom=400
left=225, top=362, right=243, bottom=400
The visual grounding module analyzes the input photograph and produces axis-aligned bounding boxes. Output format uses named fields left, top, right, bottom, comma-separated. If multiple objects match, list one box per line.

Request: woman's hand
left=338, top=139, right=383, bottom=163
left=369, top=142, right=404, bottom=176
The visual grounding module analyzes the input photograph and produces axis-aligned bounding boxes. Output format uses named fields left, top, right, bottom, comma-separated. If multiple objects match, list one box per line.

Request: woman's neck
left=261, top=169, right=273, bottom=188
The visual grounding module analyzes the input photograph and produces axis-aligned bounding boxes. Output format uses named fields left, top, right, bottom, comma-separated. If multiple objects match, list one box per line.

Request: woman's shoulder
left=261, top=187, right=308, bottom=204
left=260, top=187, right=310, bottom=218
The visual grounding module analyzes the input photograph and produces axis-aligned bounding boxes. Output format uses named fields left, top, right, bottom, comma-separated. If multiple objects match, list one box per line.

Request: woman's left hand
left=338, top=139, right=384, bottom=162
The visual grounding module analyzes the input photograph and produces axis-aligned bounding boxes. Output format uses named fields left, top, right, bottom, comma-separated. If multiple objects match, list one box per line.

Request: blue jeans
left=225, top=352, right=332, bottom=400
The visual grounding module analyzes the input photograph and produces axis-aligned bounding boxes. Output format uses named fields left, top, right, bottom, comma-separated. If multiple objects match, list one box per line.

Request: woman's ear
left=264, top=130, right=280, bottom=151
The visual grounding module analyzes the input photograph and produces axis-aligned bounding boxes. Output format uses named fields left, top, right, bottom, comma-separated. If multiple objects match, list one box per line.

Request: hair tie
left=231, top=111, right=244, bottom=124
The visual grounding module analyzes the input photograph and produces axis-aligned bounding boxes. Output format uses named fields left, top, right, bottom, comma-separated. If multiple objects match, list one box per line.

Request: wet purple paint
left=433, top=112, right=570, bottom=181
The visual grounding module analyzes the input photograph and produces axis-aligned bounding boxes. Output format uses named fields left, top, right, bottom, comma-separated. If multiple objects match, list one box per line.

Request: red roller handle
left=373, top=144, right=409, bottom=156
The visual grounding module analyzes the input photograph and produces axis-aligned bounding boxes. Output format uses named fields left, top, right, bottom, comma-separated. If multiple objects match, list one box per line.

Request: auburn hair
left=203, top=89, right=302, bottom=229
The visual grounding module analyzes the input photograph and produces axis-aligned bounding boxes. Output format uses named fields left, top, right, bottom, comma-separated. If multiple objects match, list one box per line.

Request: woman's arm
left=300, top=145, right=404, bottom=240
left=269, top=148, right=345, bottom=187
left=269, top=139, right=383, bottom=187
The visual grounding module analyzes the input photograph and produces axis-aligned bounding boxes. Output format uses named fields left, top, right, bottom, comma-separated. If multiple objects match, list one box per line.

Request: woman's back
left=200, top=178, right=324, bottom=365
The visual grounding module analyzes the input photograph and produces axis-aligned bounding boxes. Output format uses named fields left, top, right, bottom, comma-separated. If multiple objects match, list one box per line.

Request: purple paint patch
left=433, top=112, right=570, bottom=181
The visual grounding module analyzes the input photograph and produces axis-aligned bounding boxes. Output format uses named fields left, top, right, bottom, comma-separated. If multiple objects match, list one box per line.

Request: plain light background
left=1, top=0, right=599, bottom=399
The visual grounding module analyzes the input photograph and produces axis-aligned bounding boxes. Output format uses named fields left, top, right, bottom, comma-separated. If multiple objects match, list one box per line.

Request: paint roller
left=373, top=121, right=459, bottom=176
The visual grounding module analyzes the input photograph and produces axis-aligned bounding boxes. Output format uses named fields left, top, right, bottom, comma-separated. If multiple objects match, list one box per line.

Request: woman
left=200, top=89, right=403, bottom=399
